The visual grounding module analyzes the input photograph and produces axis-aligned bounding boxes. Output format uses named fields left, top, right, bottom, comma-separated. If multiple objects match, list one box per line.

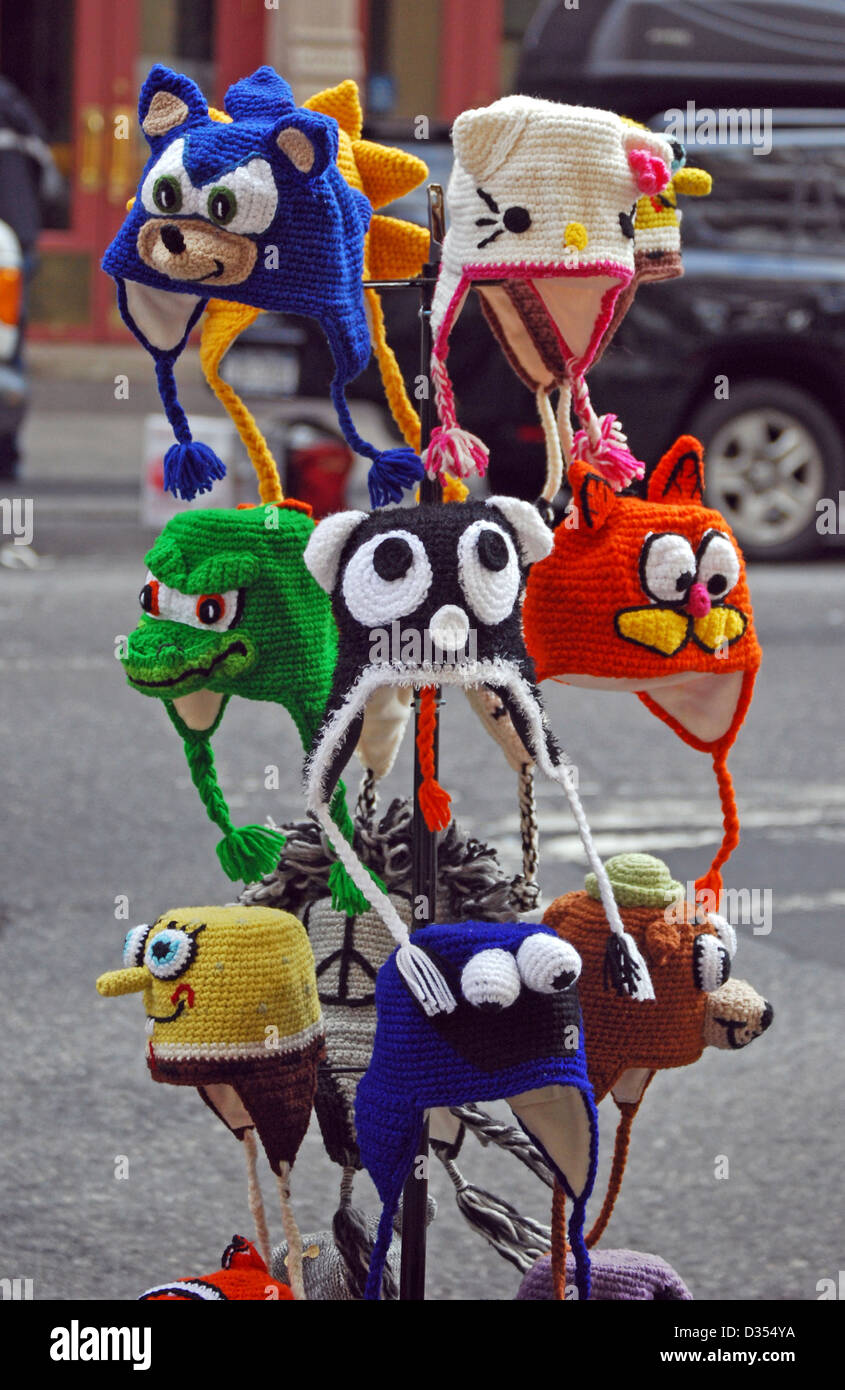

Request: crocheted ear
left=486, top=496, right=554, bottom=565
left=452, top=101, right=530, bottom=181
left=275, top=110, right=339, bottom=179
left=567, top=459, right=617, bottom=530
left=303, top=510, right=367, bottom=593
left=647, top=435, right=705, bottom=503
left=643, top=915, right=681, bottom=967
left=139, top=65, right=208, bottom=144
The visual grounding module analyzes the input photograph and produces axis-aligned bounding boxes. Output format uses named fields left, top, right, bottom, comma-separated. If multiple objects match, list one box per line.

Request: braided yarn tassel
left=432, top=1144, right=552, bottom=1273
left=182, top=734, right=286, bottom=884
left=155, top=357, right=227, bottom=502
left=568, top=363, right=644, bottom=490
left=242, top=1128, right=271, bottom=1272
left=200, top=300, right=284, bottom=504
left=276, top=1162, right=306, bottom=1301
left=425, top=355, right=489, bottom=482
left=586, top=1105, right=636, bottom=1248
left=416, top=687, right=452, bottom=832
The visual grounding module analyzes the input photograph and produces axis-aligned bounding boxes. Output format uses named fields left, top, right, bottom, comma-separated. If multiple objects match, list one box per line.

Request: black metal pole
left=399, top=185, right=444, bottom=1302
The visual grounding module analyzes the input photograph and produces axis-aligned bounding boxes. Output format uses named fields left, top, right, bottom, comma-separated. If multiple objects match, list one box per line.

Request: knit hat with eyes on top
left=140, top=1235, right=294, bottom=1301
left=102, top=64, right=424, bottom=507
left=355, top=919, right=598, bottom=1300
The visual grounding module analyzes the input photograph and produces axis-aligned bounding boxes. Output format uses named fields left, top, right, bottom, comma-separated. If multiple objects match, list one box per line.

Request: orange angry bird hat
left=523, top=435, right=762, bottom=900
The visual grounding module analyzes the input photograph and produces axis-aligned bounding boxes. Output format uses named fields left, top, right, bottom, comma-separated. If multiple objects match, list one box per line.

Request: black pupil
left=211, top=191, right=232, bottom=222
left=373, top=536, right=413, bottom=581
left=152, top=938, right=172, bottom=960
left=477, top=528, right=509, bottom=571
left=198, top=597, right=223, bottom=624
left=157, top=179, right=177, bottom=210
left=140, top=584, right=154, bottom=612
left=675, top=570, right=693, bottom=592
left=503, top=205, right=531, bottom=234
left=707, top=574, right=727, bottom=595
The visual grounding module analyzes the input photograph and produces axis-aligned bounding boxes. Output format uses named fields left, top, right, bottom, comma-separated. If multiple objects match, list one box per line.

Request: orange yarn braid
left=416, top=686, right=452, bottom=832
left=551, top=1180, right=568, bottom=1300
left=586, top=1103, right=636, bottom=1248
left=694, top=749, right=740, bottom=903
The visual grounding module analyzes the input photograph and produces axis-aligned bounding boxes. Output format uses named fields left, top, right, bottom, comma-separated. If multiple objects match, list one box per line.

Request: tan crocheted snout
left=704, top=977, right=773, bottom=1051
left=137, top=219, right=257, bottom=286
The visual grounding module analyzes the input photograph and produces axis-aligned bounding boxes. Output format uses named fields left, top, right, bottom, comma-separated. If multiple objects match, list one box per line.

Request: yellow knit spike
left=368, top=216, right=430, bottom=281
left=304, top=79, right=363, bottom=142
left=353, top=139, right=428, bottom=210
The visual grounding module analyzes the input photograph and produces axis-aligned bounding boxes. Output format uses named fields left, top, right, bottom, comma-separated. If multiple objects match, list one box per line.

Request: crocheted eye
left=196, top=593, right=225, bottom=625
left=696, top=531, right=740, bottom=600
left=705, top=911, right=737, bottom=959
left=503, top=205, right=531, bottom=233
left=144, top=926, right=198, bottom=981
left=153, top=175, right=183, bottom=215
left=692, top=933, right=732, bottom=992
left=457, top=519, right=520, bottom=625
left=516, top=934, right=581, bottom=994
left=640, top=532, right=697, bottom=604
left=461, top=948, right=522, bottom=1010
left=139, top=576, right=160, bottom=616
left=198, top=158, right=278, bottom=235
left=207, top=185, right=237, bottom=226
left=341, top=529, right=432, bottom=627
left=123, top=923, right=152, bottom=968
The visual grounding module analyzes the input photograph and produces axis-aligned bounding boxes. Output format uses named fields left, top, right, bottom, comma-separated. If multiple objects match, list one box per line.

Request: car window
left=650, top=110, right=845, bottom=253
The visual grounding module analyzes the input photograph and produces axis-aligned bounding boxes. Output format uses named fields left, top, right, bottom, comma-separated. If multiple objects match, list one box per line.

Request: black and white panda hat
left=303, top=497, right=655, bottom=1015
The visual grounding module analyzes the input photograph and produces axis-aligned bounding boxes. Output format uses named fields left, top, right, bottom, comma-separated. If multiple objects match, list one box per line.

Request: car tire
left=688, top=380, right=844, bottom=561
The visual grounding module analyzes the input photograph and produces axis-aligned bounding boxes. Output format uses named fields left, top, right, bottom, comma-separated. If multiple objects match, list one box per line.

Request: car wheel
left=689, top=380, right=844, bottom=561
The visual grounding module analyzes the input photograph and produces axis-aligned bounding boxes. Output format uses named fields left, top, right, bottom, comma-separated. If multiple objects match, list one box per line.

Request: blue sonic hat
left=102, top=64, right=423, bottom=506
left=355, top=920, right=598, bottom=1300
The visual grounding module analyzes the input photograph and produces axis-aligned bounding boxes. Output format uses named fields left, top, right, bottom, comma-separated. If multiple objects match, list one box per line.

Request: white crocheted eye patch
left=140, top=138, right=279, bottom=236
left=139, top=571, right=242, bottom=631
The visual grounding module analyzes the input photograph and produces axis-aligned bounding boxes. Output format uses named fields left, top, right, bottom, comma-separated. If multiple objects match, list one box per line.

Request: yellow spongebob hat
left=96, top=905, right=323, bottom=1173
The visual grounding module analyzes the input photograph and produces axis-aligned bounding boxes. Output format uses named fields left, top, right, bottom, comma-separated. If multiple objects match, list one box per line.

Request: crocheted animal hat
left=427, top=96, right=675, bottom=492
left=121, top=500, right=364, bottom=907
left=523, top=436, right=762, bottom=899
left=516, top=1247, right=693, bottom=1301
left=199, top=79, right=451, bottom=505
left=102, top=64, right=423, bottom=506
left=543, top=854, right=772, bottom=1245
left=140, top=1235, right=294, bottom=1301
left=355, top=920, right=597, bottom=1300
left=303, top=495, right=657, bottom=1012
left=96, top=904, right=323, bottom=1296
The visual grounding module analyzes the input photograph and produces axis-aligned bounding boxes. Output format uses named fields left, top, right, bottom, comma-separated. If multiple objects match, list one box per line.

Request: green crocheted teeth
left=120, top=503, right=366, bottom=906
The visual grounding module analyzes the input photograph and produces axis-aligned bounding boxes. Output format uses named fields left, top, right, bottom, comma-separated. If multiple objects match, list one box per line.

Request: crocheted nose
left=564, top=221, right=589, bottom=250
left=428, top=604, right=469, bottom=654
left=160, top=224, right=186, bottom=256
left=686, top=582, right=711, bottom=618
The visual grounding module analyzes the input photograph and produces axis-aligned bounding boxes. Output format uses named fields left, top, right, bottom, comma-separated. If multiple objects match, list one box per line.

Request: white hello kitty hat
left=428, top=96, right=674, bottom=501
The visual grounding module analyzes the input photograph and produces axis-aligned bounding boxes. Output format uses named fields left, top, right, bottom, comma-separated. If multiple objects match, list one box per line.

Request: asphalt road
left=1, top=500, right=843, bottom=1302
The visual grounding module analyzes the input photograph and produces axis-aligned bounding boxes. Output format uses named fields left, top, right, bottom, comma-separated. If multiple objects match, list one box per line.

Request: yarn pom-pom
left=367, top=446, right=425, bottom=508
left=627, top=147, right=670, bottom=195
left=603, top=930, right=656, bottom=1002
left=216, top=824, right=286, bottom=883
left=572, top=414, right=645, bottom=491
left=424, top=425, right=489, bottom=482
left=163, top=439, right=227, bottom=502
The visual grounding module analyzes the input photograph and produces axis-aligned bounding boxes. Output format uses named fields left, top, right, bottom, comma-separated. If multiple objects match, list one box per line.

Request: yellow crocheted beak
left=96, top=966, right=148, bottom=997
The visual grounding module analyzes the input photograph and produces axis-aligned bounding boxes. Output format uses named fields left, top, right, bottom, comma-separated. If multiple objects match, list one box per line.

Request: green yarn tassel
left=217, top=823, right=287, bottom=884
left=328, top=861, right=388, bottom=916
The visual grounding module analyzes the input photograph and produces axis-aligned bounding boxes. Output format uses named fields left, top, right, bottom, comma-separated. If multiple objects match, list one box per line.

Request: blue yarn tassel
left=163, top=440, right=227, bottom=502
left=367, top=447, right=425, bottom=508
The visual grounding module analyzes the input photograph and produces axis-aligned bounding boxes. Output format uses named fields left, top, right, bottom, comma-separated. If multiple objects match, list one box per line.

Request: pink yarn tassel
left=571, top=413, right=645, bottom=490
left=424, top=424, right=490, bottom=481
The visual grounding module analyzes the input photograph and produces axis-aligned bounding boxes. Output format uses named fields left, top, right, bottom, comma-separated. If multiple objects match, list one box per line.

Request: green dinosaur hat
left=585, top=853, right=684, bottom=909
left=122, top=500, right=363, bottom=906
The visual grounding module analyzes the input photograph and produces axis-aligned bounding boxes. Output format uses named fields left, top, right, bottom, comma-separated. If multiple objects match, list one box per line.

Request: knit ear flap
left=139, top=64, right=208, bottom=141
left=647, top=435, right=705, bottom=503
left=275, top=112, right=339, bottom=179
left=452, top=101, right=530, bottom=182
left=567, top=459, right=616, bottom=530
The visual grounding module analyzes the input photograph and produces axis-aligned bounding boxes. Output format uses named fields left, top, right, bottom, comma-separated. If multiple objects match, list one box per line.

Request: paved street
left=0, top=368, right=843, bottom=1301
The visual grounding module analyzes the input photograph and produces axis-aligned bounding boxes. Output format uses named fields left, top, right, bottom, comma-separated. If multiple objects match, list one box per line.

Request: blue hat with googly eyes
left=355, top=919, right=598, bottom=1300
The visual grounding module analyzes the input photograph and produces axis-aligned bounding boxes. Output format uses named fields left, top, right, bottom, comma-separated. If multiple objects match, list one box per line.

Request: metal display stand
left=364, top=185, right=445, bottom=1300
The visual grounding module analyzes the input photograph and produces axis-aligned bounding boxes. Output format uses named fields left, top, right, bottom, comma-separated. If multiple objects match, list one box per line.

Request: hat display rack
left=94, top=65, right=773, bottom=1305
